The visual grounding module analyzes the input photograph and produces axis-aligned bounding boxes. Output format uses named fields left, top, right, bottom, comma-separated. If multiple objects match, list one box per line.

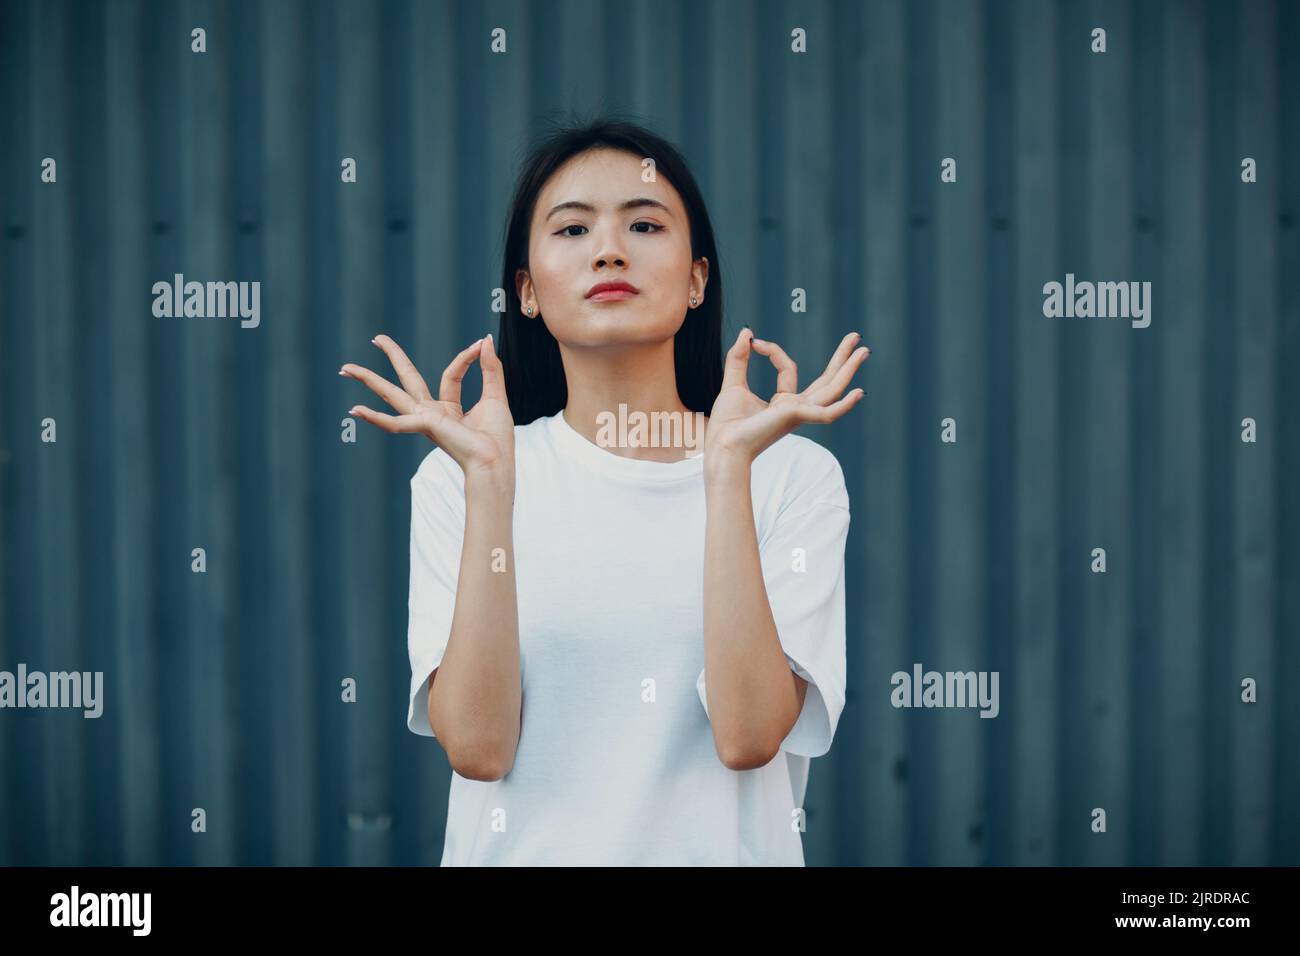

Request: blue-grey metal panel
left=0, top=0, right=1295, bottom=867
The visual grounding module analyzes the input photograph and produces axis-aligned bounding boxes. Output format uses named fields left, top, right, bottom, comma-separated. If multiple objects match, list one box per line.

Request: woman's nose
left=590, top=227, right=628, bottom=269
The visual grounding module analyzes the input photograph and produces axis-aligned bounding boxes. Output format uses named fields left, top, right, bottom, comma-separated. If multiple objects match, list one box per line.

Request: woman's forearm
left=702, top=455, right=806, bottom=770
left=427, top=467, right=521, bottom=780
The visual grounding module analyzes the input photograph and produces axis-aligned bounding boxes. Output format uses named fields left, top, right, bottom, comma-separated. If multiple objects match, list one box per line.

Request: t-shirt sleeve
left=695, top=445, right=850, bottom=759
left=406, top=451, right=467, bottom=737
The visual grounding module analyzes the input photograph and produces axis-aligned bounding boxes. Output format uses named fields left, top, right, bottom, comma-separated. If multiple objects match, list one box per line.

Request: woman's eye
left=558, top=224, right=586, bottom=237
left=631, top=221, right=664, bottom=233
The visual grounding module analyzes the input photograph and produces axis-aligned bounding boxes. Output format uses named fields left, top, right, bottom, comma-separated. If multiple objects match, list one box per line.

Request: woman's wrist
left=704, top=450, right=751, bottom=492
left=464, top=462, right=515, bottom=501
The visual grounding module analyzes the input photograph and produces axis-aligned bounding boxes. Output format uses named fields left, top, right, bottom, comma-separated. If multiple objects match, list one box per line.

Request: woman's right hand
left=341, top=332, right=515, bottom=479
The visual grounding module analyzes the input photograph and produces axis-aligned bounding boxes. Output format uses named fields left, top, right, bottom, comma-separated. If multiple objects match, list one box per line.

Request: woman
left=340, top=118, right=869, bottom=865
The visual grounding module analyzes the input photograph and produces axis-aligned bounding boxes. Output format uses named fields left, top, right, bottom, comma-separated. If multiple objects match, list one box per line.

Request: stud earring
left=526, top=305, right=533, bottom=315
left=690, top=295, right=698, bottom=306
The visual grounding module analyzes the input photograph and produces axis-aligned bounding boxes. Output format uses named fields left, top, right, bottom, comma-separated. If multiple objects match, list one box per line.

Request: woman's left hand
left=703, top=328, right=869, bottom=466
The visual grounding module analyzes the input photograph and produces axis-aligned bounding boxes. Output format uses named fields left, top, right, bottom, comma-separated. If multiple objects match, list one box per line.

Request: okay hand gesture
left=704, top=329, right=869, bottom=465
left=340, top=333, right=515, bottom=478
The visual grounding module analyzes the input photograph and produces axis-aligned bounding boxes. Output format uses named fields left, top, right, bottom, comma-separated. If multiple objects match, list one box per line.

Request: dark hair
left=497, top=115, right=724, bottom=425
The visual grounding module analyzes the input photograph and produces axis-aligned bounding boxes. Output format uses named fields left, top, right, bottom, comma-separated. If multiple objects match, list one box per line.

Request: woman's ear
left=516, top=269, right=536, bottom=317
left=691, top=257, right=709, bottom=303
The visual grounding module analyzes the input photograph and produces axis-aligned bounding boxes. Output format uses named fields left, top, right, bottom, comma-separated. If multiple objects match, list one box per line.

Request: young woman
left=340, top=119, right=869, bottom=866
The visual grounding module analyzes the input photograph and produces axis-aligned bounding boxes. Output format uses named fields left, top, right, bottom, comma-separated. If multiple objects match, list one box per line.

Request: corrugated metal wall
left=0, top=0, right=1295, bottom=866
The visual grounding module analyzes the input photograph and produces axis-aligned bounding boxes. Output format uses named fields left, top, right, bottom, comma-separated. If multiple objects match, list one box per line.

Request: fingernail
left=338, top=367, right=348, bottom=376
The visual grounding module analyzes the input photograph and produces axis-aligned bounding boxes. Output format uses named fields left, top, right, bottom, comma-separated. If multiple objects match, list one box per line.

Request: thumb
left=720, top=327, right=753, bottom=390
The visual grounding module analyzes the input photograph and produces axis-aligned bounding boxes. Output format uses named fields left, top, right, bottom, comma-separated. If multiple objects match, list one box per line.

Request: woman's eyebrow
left=545, top=197, right=671, bottom=221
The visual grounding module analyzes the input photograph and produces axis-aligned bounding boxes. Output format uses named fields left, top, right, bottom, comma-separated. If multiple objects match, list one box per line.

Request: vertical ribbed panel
left=0, top=0, right=1295, bottom=866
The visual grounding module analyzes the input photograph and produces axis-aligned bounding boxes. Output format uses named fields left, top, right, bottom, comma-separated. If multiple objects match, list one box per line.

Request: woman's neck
left=558, top=341, right=705, bottom=461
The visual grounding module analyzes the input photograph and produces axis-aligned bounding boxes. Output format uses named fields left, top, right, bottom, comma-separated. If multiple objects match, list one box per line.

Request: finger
left=373, top=334, right=433, bottom=401
left=347, top=404, right=427, bottom=434
left=805, top=345, right=870, bottom=406
left=340, top=362, right=416, bottom=415
left=803, top=332, right=860, bottom=393
left=479, top=332, right=507, bottom=402
left=798, top=388, right=865, bottom=424
left=439, top=338, right=485, bottom=405
left=720, top=327, right=754, bottom=390
left=750, top=338, right=797, bottom=394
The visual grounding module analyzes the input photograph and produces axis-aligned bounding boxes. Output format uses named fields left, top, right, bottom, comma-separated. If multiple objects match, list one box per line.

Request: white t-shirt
left=405, top=409, right=850, bottom=865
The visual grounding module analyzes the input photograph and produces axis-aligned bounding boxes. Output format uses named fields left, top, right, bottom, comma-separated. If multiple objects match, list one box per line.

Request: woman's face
left=518, top=147, right=708, bottom=348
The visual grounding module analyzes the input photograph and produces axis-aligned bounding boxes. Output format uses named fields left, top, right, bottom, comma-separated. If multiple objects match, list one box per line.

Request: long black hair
left=497, top=115, right=725, bottom=425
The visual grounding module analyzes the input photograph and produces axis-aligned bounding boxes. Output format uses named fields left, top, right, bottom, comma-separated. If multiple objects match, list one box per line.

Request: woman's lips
left=588, top=289, right=638, bottom=302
